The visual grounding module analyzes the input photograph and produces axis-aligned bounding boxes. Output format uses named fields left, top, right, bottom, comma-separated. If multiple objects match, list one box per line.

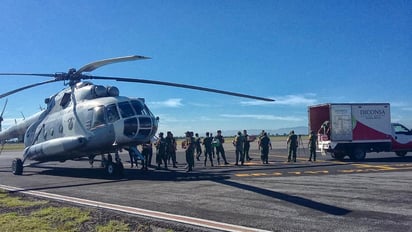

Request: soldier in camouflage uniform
left=287, top=130, right=298, bottom=162
left=155, top=132, right=168, bottom=169
left=308, top=130, right=318, bottom=162
left=202, top=132, right=214, bottom=167
left=183, top=131, right=195, bottom=172
left=233, top=131, right=245, bottom=165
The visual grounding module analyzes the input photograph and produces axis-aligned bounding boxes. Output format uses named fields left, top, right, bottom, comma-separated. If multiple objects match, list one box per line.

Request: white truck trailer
left=308, top=103, right=412, bottom=160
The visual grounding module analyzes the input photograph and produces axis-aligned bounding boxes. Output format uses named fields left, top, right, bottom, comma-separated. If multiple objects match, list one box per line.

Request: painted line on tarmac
left=0, top=184, right=270, bottom=232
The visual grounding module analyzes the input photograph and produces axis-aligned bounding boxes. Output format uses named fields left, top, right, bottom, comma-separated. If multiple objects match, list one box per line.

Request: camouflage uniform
left=233, top=131, right=245, bottom=165
left=155, top=133, right=168, bottom=169
left=308, top=131, right=318, bottom=161
left=202, top=132, right=214, bottom=166
left=214, top=130, right=229, bottom=165
left=166, top=132, right=177, bottom=168
left=287, top=131, right=298, bottom=162
left=184, top=132, right=195, bottom=172
left=243, top=130, right=251, bottom=161
left=259, top=133, right=271, bottom=164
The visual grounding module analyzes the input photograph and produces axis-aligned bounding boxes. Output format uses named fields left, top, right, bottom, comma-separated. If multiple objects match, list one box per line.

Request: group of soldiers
left=129, top=129, right=319, bottom=172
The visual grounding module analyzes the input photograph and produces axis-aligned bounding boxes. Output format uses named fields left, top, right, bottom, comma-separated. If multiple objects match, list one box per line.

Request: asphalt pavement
left=0, top=141, right=411, bottom=231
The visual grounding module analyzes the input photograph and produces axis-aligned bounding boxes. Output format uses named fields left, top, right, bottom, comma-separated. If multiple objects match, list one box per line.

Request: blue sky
left=0, top=0, right=411, bottom=136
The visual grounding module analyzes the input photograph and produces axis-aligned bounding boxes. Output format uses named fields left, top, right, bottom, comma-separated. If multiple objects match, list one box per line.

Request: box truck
left=308, top=103, right=412, bottom=160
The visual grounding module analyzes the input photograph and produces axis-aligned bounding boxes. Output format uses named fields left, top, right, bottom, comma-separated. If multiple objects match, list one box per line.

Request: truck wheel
left=395, top=151, right=407, bottom=157
left=331, top=153, right=345, bottom=161
left=351, top=149, right=366, bottom=161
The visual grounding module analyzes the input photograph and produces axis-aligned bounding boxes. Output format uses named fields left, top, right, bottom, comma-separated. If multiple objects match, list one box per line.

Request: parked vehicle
left=308, top=103, right=412, bottom=160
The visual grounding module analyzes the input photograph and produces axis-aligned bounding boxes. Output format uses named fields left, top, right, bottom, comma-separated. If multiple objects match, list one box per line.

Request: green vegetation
left=0, top=190, right=166, bottom=231
left=1, top=142, right=25, bottom=151
left=95, top=220, right=130, bottom=232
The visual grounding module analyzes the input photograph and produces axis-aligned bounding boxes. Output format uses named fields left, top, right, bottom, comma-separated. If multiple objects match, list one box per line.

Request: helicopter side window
left=92, top=106, right=106, bottom=128
left=118, top=102, right=135, bottom=118
left=60, top=92, right=71, bottom=108
left=131, top=100, right=144, bottom=115
left=106, top=104, right=120, bottom=123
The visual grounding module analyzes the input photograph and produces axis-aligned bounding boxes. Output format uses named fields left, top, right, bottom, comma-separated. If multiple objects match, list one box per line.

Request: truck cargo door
left=330, top=105, right=352, bottom=141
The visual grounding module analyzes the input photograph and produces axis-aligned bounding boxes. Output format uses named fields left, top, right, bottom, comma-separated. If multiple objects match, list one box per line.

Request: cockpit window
left=131, top=100, right=144, bottom=115
left=143, top=104, right=154, bottom=116
left=106, top=104, right=120, bottom=123
left=118, top=101, right=135, bottom=118
left=92, top=106, right=106, bottom=128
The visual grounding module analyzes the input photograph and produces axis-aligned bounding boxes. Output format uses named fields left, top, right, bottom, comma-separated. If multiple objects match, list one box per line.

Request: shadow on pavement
left=213, top=179, right=352, bottom=216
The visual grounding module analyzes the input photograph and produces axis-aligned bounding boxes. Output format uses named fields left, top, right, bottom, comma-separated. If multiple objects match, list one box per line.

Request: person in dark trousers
left=166, top=131, right=178, bottom=168
left=210, top=133, right=215, bottom=158
left=183, top=131, right=196, bottom=172
left=308, top=130, right=318, bottom=162
left=127, top=147, right=139, bottom=168
left=214, top=130, right=229, bottom=165
left=287, top=130, right=298, bottom=162
left=258, top=132, right=271, bottom=164
left=141, top=141, right=152, bottom=170
left=195, top=133, right=202, bottom=161
left=243, top=130, right=252, bottom=161
left=202, top=132, right=214, bottom=167
left=155, top=132, right=168, bottom=169
left=233, top=131, right=245, bottom=165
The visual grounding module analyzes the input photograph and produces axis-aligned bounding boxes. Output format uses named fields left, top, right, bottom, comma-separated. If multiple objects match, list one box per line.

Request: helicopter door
left=88, top=106, right=115, bottom=149
left=92, top=106, right=106, bottom=128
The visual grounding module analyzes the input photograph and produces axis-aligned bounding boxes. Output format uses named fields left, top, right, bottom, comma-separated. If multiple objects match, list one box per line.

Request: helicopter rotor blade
left=75, top=55, right=150, bottom=75
left=0, top=73, right=56, bottom=78
left=85, top=75, right=275, bottom=102
left=0, top=79, right=59, bottom=99
left=1, top=99, right=8, bottom=117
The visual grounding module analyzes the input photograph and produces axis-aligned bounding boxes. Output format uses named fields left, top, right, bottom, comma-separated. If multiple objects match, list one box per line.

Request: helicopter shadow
left=212, top=179, right=352, bottom=216
left=35, top=165, right=230, bottom=182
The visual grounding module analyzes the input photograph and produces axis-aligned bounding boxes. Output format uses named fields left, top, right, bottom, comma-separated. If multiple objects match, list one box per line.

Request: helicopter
left=0, top=55, right=274, bottom=177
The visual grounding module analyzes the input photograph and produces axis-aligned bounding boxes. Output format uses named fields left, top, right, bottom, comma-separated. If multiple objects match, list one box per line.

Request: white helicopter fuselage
left=1, top=81, right=158, bottom=163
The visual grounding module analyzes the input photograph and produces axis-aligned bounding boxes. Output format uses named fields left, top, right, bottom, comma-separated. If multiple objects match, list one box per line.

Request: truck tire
left=395, top=151, right=407, bottom=157
left=350, top=149, right=366, bottom=161
left=331, top=152, right=346, bottom=161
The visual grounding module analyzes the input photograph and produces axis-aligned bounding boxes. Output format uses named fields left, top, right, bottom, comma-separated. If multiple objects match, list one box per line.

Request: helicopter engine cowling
left=74, top=82, right=120, bottom=101
left=23, top=136, right=87, bottom=162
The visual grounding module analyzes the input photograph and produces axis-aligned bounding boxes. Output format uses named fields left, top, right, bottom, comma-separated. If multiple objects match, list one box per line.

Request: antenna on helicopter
left=0, top=99, right=8, bottom=132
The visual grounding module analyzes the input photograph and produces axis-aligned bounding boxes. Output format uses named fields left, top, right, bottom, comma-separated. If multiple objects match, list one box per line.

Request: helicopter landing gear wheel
left=105, top=161, right=124, bottom=177
left=106, top=161, right=116, bottom=176
left=12, top=158, right=23, bottom=175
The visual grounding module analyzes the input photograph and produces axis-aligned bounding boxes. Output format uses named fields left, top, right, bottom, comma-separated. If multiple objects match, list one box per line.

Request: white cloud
left=220, top=114, right=303, bottom=121
left=240, top=94, right=317, bottom=106
left=149, top=98, right=183, bottom=108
